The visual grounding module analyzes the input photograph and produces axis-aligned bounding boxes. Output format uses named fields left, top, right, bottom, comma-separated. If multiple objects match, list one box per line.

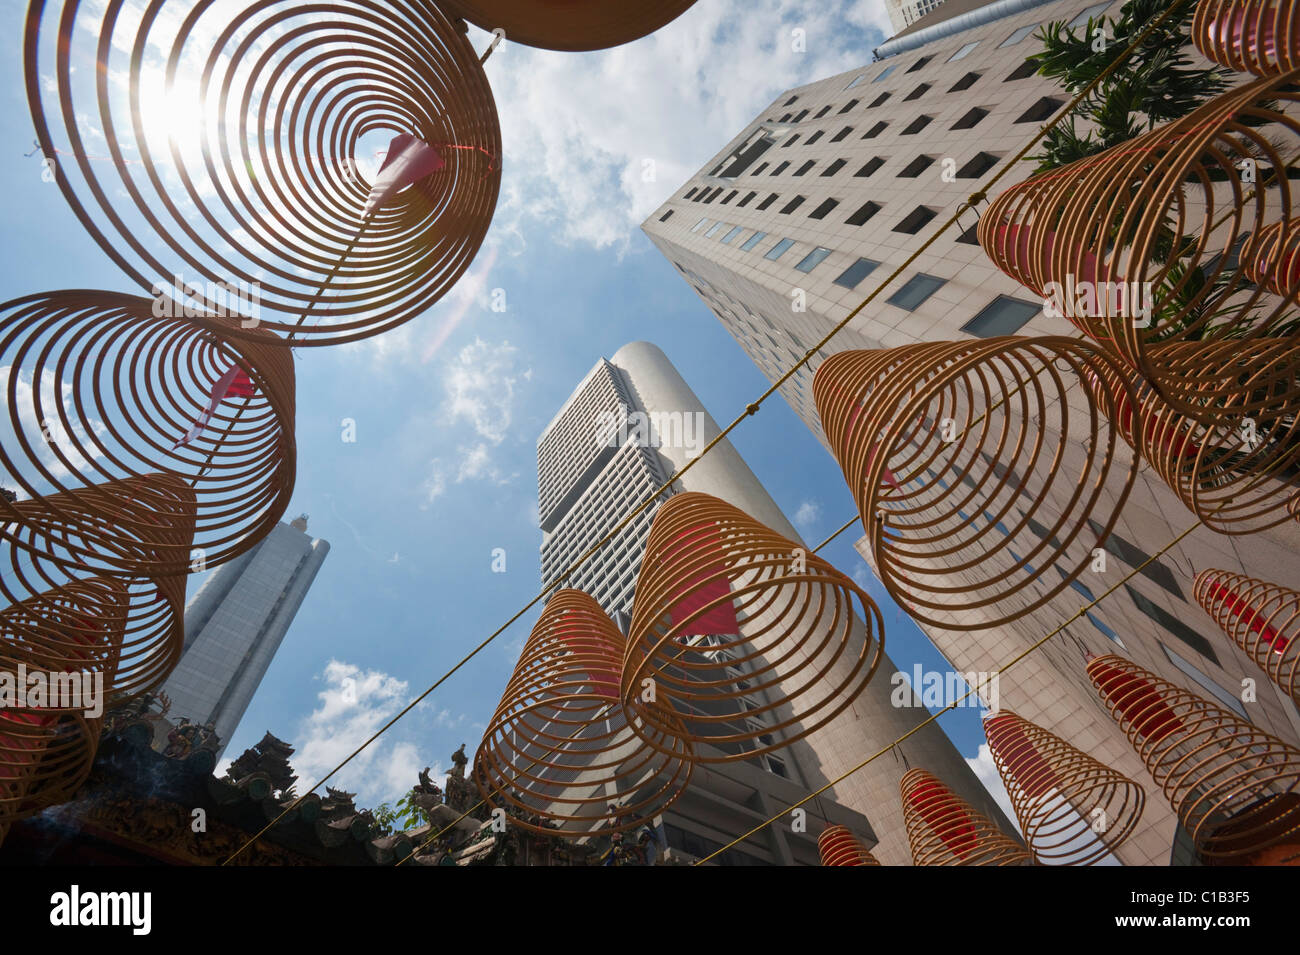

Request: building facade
left=538, top=341, right=1014, bottom=865
left=159, top=517, right=330, bottom=759
left=641, top=0, right=1300, bottom=864
left=886, top=0, right=947, bottom=33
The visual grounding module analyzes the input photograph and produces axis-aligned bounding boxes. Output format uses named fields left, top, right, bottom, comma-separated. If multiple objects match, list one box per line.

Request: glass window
left=809, top=198, right=839, bottom=220
left=886, top=273, right=946, bottom=310
left=721, top=226, right=744, bottom=244
left=949, top=71, right=981, bottom=92
left=821, top=158, right=847, bottom=176
left=1085, top=519, right=1185, bottom=599
left=659, top=210, right=673, bottom=222
left=795, top=247, right=832, bottom=273
left=691, top=217, right=710, bottom=233
left=999, top=23, right=1039, bottom=47
left=705, top=222, right=726, bottom=238
left=845, top=74, right=865, bottom=89
left=739, top=231, right=768, bottom=251
left=846, top=200, right=881, bottom=226
left=961, top=295, right=1039, bottom=336
left=764, top=238, right=795, bottom=260
left=1126, top=585, right=1220, bottom=664
left=779, top=195, right=805, bottom=214
left=872, top=65, right=896, bottom=82
left=1160, top=643, right=1245, bottom=717
left=1070, top=2, right=1111, bottom=27
left=948, top=40, right=979, bottom=61
left=834, top=257, right=880, bottom=289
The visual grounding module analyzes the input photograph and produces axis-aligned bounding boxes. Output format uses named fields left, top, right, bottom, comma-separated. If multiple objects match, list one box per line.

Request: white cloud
left=793, top=499, right=822, bottom=530
left=965, top=743, right=1018, bottom=829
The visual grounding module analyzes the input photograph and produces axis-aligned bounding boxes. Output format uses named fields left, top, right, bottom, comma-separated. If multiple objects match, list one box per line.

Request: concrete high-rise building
left=160, top=516, right=329, bottom=759
left=538, top=341, right=1014, bottom=865
left=885, top=0, right=947, bottom=33
left=642, top=0, right=1300, bottom=865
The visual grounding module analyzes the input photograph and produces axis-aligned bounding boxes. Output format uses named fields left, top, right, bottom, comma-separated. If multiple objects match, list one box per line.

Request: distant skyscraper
left=160, top=516, right=329, bottom=759
left=642, top=0, right=1300, bottom=864
left=885, top=0, right=946, bottom=32
left=537, top=341, right=1012, bottom=865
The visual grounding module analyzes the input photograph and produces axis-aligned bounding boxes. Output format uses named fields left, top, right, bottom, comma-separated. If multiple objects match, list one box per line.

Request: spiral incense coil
left=0, top=474, right=197, bottom=580
left=1243, top=219, right=1300, bottom=295
left=813, top=337, right=1138, bottom=631
left=0, top=578, right=129, bottom=689
left=1083, top=338, right=1300, bottom=535
left=24, top=0, right=501, bottom=346
left=0, top=706, right=100, bottom=828
left=473, top=590, right=692, bottom=838
left=1194, top=569, right=1300, bottom=706
left=440, top=0, right=699, bottom=51
left=900, top=768, right=1032, bottom=866
left=979, top=72, right=1300, bottom=421
left=818, top=825, right=882, bottom=865
left=1087, top=653, right=1300, bottom=862
left=0, top=291, right=296, bottom=571
left=622, top=492, right=884, bottom=763
left=984, top=710, right=1145, bottom=865
left=1193, top=0, right=1300, bottom=75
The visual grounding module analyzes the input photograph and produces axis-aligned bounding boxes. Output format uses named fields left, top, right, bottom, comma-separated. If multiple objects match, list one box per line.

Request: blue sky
left=1, top=0, right=1010, bottom=816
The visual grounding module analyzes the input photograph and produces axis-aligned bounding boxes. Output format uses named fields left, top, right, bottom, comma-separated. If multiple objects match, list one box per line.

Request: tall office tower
left=538, top=341, right=1012, bottom=865
left=885, top=0, right=947, bottom=33
left=160, top=516, right=329, bottom=760
left=642, top=0, right=1300, bottom=864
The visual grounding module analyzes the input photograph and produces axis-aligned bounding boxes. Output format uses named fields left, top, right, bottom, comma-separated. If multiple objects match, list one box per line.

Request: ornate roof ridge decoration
left=979, top=70, right=1300, bottom=422
left=1193, top=0, right=1300, bottom=75
left=899, top=768, right=1033, bottom=866
left=624, top=492, right=885, bottom=761
left=1194, top=569, right=1300, bottom=706
left=817, top=824, right=882, bottom=865
left=1082, top=339, right=1300, bottom=535
left=983, top=709, right=1145, bottom=865
left=813, top=337, right=1139, bottom=631
left=0, top=290, right=296, bottom=571
left=440, top=0, right=699, bottom=52
left=1086, top=653, right=1300, bottom=863
left=24, top=0, right=501, bottom=346
left=474, top=589, right=693, bottom=837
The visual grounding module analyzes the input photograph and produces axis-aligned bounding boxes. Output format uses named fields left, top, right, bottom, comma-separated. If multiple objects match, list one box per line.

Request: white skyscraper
left=160, top=516, right=329, bottom=759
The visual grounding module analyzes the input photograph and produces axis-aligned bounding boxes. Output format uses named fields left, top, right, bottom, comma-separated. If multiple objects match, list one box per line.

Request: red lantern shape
left=818, top=824, right=882, bottom=865
left=1195, top=569, right=1299, bottom=706
left=900, top=768, right=1032, bottom=866
left=1193, top=0, right=1300, bottom=75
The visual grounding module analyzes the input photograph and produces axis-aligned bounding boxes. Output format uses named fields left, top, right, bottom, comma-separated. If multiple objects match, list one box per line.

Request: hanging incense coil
left=1195, top=569, right=1299, bottom=705
left=813, top=337, right=1138, bottom=631
left=473, top=589, right=692, bottom=838
left=1087, top=653, right=1300, bottom=862
left=900, top=768, right=1032, bottom=866
left=24, top=0, right=501, bottom=346
left=1243, top=219, right=1300, bottom=295
left=0, top=290, right=296, bottom=571
left=622, top=492, right=884, bottom=762
left=440, top=0, right=699, bottom=51
left=980, top=72, right=1300, bottom=421
left=0, top=580, right=126, bottom=826
left=1083, top=338, right=1300, bottom=535
left=984, top=710, right=1145, bottom=865
left=818, top=825, right=882, bottom=865
left=1193, top=0, right=1300, bottom=75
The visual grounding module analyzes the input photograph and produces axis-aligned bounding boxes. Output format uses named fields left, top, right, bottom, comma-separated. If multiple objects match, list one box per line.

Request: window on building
left=779, top=195, right=806, bottom=214
left=886, top=272, right=946, bottom=310
left=1017, top=97, right=1063, bottom=123
left=691, top=217, right=710, bottom=233
left=834, top=257, right=881, bottom=289
left=999, top=24, right=1040, bottom=47
left=845, top=74, right=866, bottom=89
left=821, top=158, right=848, bottom=176
left=809, top=198, right=840, bottom=219
left=961, top=295, right=1039, bottom=336
left=906, top=55, right=932, bottom=73
left=752, top=162, right=769, bottom=176
left=899, top=155, right=936, bottom=177
left=1132, top=587, right=1219, bottom=658
left=904, top=83, right=931, bottom=101
left=771, top=161, right=790, bottom=175
left=805, top=130, right=825, bottom=145
left=703, top=187, right=723, bottom=203
left=756, top=193, right=780, bottom=210
left=794, top=160, right=816, bottom=176
left=949, top=71, right=981, bottom=92
left=721, top=225, right=745, bottom=244
left=840, top=98, right=860, bottom=113
left=957, top=151, right=1000, bottom=177
left=737, top=191, right=757, bottom=207
left=869, top=91, right=892, bottom=108
left=721, top=189, right=738, bottom=204
left=783, top=134, right=801, bottom=147
left=779, top=113, right=793, bottom=122
left=901, top=115, right=933, bottom=135
left=855, top=156, right=886, bottom=177
left=1006, top=57, right=1039, bottom=81
left=764, top=237, right=795, bottom=260
left=784, top=95, right=799, bottom=106
left=845, top=200, right=882, bottom=226
left=793, top=109, right=810, bottom=122
left=952, top=107, right=989, bottom=130
left=955, top=222, right=981, bottom=244
left=873, top=65, right=896, bottom=82
left=705, top=222, right=727, bottom=238
left=795, top=247, right=832, bottom=272
left=893, top=205, right=937, bottom=233
left=864, top=121, right=888, bottom=139
left=1160, top=642, right=1244, bottom=716
left=1085, top=519, right=1186, bottom=599
left=684, top=187, right=698, bottom=199
left=814, top=105, right=832, bottom=118
left=1055, top=567, right=1126, bottom=647
left=948, top=40, right=980, bottom=61
left=739, top=231, right=768, bottom=251
left=830, top=126, right=854, bottom=142
left=1070, top=2, right=1112, bottom=26
left=659, top=210, right=673, bottom=222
